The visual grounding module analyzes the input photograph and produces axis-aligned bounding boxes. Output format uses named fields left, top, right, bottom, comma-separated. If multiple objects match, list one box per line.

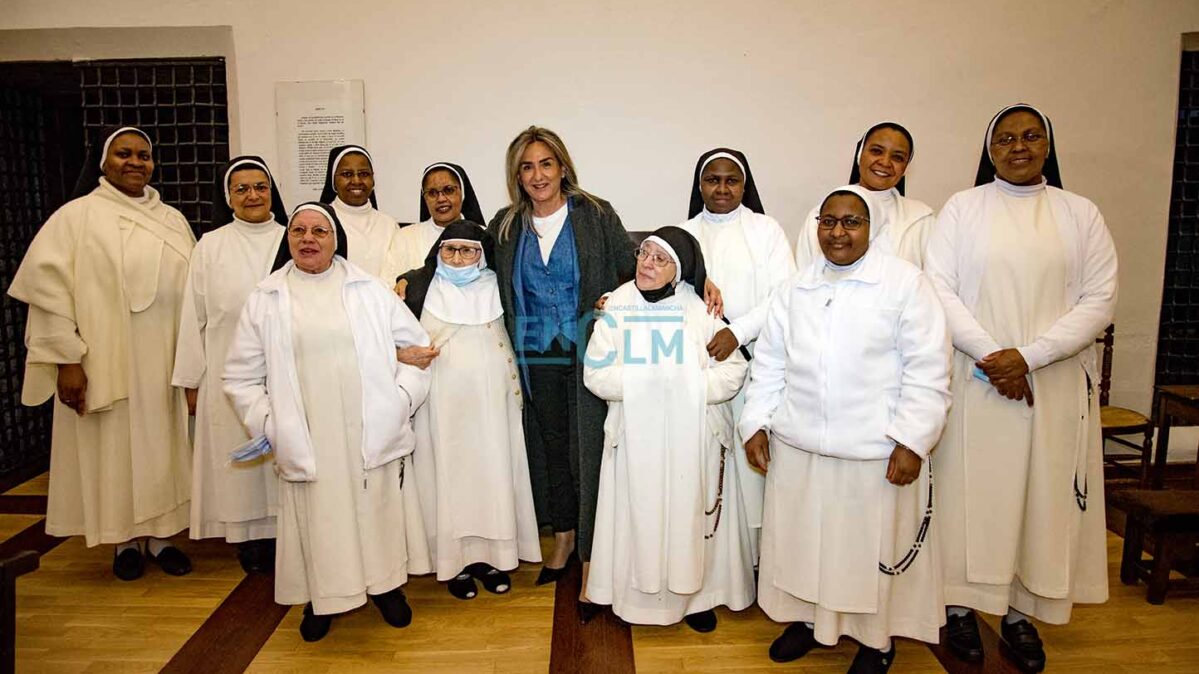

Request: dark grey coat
left=487, top=195, right=636, bottom=561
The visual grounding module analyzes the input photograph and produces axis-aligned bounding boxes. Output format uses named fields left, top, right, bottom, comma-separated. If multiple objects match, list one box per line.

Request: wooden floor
left=6, top=472, right=1199, bottom=673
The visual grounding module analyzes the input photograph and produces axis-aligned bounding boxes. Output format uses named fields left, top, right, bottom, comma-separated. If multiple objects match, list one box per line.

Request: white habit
left=8, top=179, right=195, bottom=546
left=223, top=257, right=433, bottom=614
left=584, top=281, right=754, bottom=625
left=413, top=296, right=542, bottom=579
left=677, top=204, right=795, bottom=559
left=392, top=219, right=447, bottom=277
left=924, top=178, right=1116, bottom=623
left=172, top=217, right=284, bottom=542
left=794, top=187, right=934, bottom=270
left=739, top=247, right=951, bottom=648
left=331, top=197, right=404, bottom=284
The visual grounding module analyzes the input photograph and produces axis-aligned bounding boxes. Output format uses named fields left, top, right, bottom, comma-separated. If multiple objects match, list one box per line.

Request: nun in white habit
left=320, top=144, right=404, bottom=284
left=223, top=202, right=432, bottom=642
left=400, top=221, right=541, bottom=599
left=172, top=155, right=287, bottom=573
left=675, top=148, right=795, bottom=564
left=741, top=186, right=950, bottom=672
left=584, top=226, right=753, bottom=631
left=795, top=122, right=935, bottom=270
left=924, top=104, right=1115, bottom=673
left=392, top=162, right=486, bottom=278
left=8, top=125, right=194, bottom=580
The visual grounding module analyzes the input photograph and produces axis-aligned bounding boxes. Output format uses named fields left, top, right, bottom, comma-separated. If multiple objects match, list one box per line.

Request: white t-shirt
left=531, top=202, right=569, bottom=264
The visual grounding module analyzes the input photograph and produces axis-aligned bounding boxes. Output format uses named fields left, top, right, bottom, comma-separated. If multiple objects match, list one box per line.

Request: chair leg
left=1139, top=428, right=1154, bottom=489
left=1146, top=528, right=1172, bottom=605
left=1120, top=516, right=1144, bottom=586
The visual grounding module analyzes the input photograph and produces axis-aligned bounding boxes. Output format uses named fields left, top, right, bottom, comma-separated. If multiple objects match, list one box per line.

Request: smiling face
left=699, top=158, right=745, bottom=214
left=990, top=110, right=1049, bottom=186
left=287, top=210, right=336, bottom=274
left=333, top=153, right=375, bottom=207
left=817, top=192, right=871, bottom=266
left=229, top=168, right=272, bottom=223
left=635, top=239, right=677, bottom=291
left=102, top=132, right=154, bottom=197
left=518, top=141, right=565, bottom=210
left=422, top=168, right=464, bottom=227
left=857, top=127, right=911, bottom=192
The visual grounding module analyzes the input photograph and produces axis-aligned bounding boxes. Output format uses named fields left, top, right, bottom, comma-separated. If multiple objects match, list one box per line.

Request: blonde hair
left=497, top=126, right=602, bottom=242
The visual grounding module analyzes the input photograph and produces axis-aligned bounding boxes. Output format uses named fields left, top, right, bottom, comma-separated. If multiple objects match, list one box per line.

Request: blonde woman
left=487, top=126, right=635, bottom=620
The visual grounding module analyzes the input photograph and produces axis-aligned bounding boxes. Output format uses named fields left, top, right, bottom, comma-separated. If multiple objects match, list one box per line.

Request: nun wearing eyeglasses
left=172, top=156, right=287, bottom=574
left=675, top=148, right=795, bottom=564
left=795, top=122, right=934, bottom=270
left=400, top=221, right=541, bottom=600
left=392, top=162, right=486, bottom=278
left=7, top=125, right=195, bottom=580
left=321, top=144, right=404, bottom=283
left=223, top=203, right=432, bottom=642
left=741, top=186, right=949, bottom=671
left=924, top=104, right=1116, bottom=673
left=583, top=226, right=753, bottom=631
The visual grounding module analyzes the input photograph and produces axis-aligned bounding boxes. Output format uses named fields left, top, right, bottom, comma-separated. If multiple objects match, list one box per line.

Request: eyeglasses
left=423, top=185, right=460, bottom=200
left=231, top=183, right=270, bottom=196
left=815, top=215, right=870, bottom=231
left=440, top=244, right=481, bottom=260
left=635, top=248, right=675, bottom=268
left=991, top=131, right=1046, bottom=148
left=336, top=169, right=374, bottom=180
left=287, top=225, right=333, bottom=239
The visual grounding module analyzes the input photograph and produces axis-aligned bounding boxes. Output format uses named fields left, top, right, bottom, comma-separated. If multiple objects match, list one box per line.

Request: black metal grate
left=1157, top=50, right=1199, bottom=386
left=77, top=59, right=230, bottom=236
left=0, top=86, right=56, bottom=475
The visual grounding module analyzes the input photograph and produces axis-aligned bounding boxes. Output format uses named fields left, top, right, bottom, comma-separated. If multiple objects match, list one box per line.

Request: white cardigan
left=923, top=180, right=1118, bottom=380
left=738, top=248, right=951, bottom=460
left=222, top=258, right=431, bottom=481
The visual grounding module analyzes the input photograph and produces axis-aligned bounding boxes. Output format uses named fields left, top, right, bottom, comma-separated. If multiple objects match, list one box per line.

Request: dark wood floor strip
left=160, top=571, right=288, bottom=674
left=0, top=495, right=48, bottom=516
left=548, top=561, right=635, bottom=674
left=0, top=519, right=64, bottom=561
left=927, top=618, right=1023, bottom=674
left=0, top=461, right=49, bottom=495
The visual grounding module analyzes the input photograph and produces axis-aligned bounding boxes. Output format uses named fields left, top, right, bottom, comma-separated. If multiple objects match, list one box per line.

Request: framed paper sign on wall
left=275, top=79, right=366, bottom=209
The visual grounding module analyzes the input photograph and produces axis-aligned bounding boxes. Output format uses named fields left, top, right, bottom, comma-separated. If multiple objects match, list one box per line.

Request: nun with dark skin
left=925, top=104, right=1116, bottom=673
left=7, top=125, right=196, bottom=580
left=742, top=186, right=950, bottom=672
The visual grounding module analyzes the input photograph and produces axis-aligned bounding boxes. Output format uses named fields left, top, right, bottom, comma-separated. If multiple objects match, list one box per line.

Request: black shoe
left=578, top=600, right=604, bottom=625
left=447, top=573, right=478, bottom=600
left=684, top=609, right=717, bottom=633
left=944, top=610, right=983, bottom=663
left=371, top=588, right=412, bottom=628
left=236, top=539, right=275, bottom=575
left=849, top=643, right=896, bottom=673
left=299, top=603, right=332, bottom=642
left=147, top=545, right=192, bottom=576
left=535, top=553, right=576, bottom=586
left=769, top=622, right=820, bottom=663
left=113, top=546, right=145, bottom=581
left=999, top=619, right=1046, bottom=673
left=469, top=563, right=511, bottom=594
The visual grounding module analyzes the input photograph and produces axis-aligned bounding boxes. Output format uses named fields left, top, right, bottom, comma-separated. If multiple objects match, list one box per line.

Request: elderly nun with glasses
left=223, top=202, right=432, bottom=642
left=583, top=226, right=753, bottom=630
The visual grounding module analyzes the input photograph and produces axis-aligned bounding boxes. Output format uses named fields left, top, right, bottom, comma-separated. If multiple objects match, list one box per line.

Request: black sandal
left=447, top=572, right=478, bottom=600
left=469, top=563, right=511, bottom=594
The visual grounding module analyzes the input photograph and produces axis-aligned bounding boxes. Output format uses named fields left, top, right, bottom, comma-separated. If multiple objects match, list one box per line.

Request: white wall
left=3, top=0, right=1199, bottom=421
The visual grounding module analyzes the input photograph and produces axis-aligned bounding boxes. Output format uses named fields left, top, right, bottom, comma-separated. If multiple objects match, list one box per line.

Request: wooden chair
left=1097, top=324, right=1153, bottom=486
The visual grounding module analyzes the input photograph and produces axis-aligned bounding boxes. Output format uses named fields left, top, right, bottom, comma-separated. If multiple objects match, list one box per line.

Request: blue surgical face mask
left=436, top=262, right=481, bottom=287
